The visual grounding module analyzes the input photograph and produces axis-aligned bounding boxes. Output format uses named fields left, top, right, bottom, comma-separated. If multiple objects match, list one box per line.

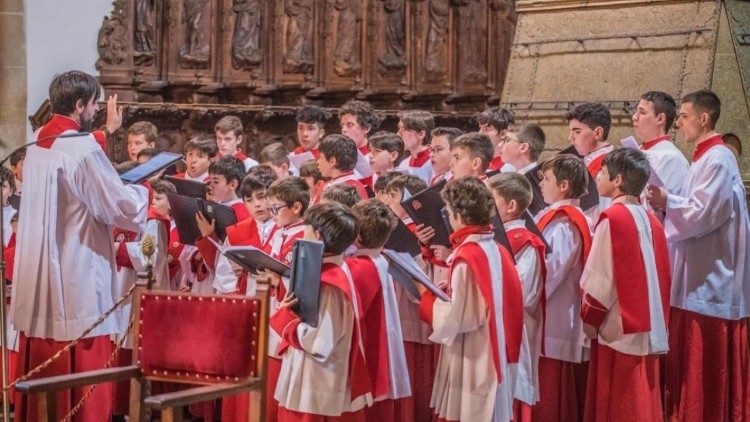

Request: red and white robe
left=419, top=226, right=523, bottom=422
left=582, top=144, right=614, bottom=223
left=400, top=148, right=433, bottom=185
left=228, top=149, right=259, bottom=172
left=580, top=201, right=671, bottom=422
left=488, top=155, right=515, bottom=174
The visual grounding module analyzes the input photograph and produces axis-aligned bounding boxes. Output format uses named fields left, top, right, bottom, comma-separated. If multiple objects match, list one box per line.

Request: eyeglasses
left=266, top=204, right=290, bottom=215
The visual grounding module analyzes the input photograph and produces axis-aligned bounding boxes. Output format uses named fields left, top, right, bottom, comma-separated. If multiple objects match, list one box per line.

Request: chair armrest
left=143, top=378, right=262, bottom=409
left=15, top=365, right=140, bottom=394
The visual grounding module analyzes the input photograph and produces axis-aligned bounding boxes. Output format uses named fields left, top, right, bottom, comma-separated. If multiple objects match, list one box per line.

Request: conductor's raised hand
left=257, top=268, right=282, bottom=288
left=195, top=212, right=216, bottom=238
left=105, top=94, right=124, bottom=134
left=278, top=292, right=298, bottom=310
left=415, top=223, right=436, bottom=245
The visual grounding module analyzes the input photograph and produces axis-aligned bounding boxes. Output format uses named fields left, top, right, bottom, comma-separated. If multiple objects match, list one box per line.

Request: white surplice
left=665, top=145, right=750, bottom=320
left=12, top=131, right=148, bottom=341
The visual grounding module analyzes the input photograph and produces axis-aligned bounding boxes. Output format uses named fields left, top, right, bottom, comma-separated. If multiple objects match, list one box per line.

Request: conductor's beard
left=79, top=116, right=95, bottom=132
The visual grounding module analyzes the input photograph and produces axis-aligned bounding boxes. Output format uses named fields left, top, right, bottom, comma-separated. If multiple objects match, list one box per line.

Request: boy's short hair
left=723, top=133, right=742, bottom=156
left=397, top=110, right=436, bottom=145
left=565, top=102, right=612, bottom=139
left=488, top=172, right=533, bottom=213
left=267, top=177, right=311, bottom=215
left=640, top=91, right=677, bottom=130
left=539, top=154, right=589, bottom=199
left=339, top=100, right=383, bottom=133
left=450, top=132, right=495, bottom=172
left=385, top=173, right=428, bottom=197
left=476, top=107, right=515, bottom=132
left=298, top=159, right=324, bottom=183
left=10, top=211, right=19, bottom=224
left=303, top=202, right=359, bottom=255
left=127, top=121, right=159, bottom=144
left=136, top=147, right=161, bottom=161
left=259, top=142, right=290, bottom=166
left=431, top=127, right=463, bottom=143
left=441, top=177, right=494, bottom=226
left=319, top=134, right=358, bottom=172
left=603, top=148, right=651, bottom=196
left=507, top=124, right=546, bottom=161
left=9, top=148, right=26, bottom=168
left=681, top=89, right=721, bottom=129
left=186, top=135, right=219, bottom=157
left=369, top=131, right=405, bottom=165
left=214, top=115, right=244, bottom=137
left=321, top=183, right=362, bottom=208
left=115, top=160, right=139, bottom=175
left=374, top=170, right=404, bottom=193
left=239, top=165, right=278, bottom=198
left=352, top=199, right=397, bottom=249
left=296, top=105, right=332, bottom=127
left=209, top=156, right=246, bottom=187
left=0, top=167, right=16, bottom=192
left=151, top=179, right=177, bottom=195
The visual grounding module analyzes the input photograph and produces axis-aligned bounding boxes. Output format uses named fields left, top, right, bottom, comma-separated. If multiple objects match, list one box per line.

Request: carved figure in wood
left=490, top=0, right=516, bottom=89
left=134, top=0, right=157, bottom=65
left=333, top=0, right=361, bottom=77
left=179, top=0, right=210, bottom=68
left=424, top=0, right=449, bottom=82
left=457, top=0, right=487, bottom=83
left=283, top=0, right=314, bottom=74
left=232, top=0, right=263, bottom=69
left=378, top=0, right=407, bottom=76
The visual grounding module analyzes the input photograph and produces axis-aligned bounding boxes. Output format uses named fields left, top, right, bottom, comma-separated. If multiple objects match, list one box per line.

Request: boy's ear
left=613, top=173, right=624, bottom=188
left=292, top=201, right=303, bottom=215
left=559, top=179, right=571, bottom=195
left=229, top=179, right=239, bottom=190
left=318, top=127, right=325, bottom=138
left=593, top=126, right=605, bottom=141
left=237, top=134, right=243, bottom=143
left=388, top=150, right=399, bottom=163
left=471, top=156, right=482, bottom=171
left=329, top=156, right=338, bottom=169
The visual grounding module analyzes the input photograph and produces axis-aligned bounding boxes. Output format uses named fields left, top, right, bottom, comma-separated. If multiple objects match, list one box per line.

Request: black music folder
left=289, top=239, right=324, bottom=327
left=491, top=213, right=515, bottom=263
left=165, top=175, right=208, bottom=199
left=167, top=194, right=237, bottom=245
left=383, top=249, right=449, bottom=302
left=401, top=179, right=452, bottom=247
left=120, top=152, right=183, bottom=184
left=208, top=238, right=291, bottom=277
left=384, top=217, right=422, bottom=257
left=8, top=194, right=20, bottom=211
left=521, top=210, right=552, bottom=253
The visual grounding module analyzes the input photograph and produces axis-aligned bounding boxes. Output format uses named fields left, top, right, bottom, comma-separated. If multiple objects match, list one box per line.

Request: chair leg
left=160, top=406, right=184, bottom=422
left=37, top=391, right=56, bottom=422
left=129, top=376, right=149, bottom=422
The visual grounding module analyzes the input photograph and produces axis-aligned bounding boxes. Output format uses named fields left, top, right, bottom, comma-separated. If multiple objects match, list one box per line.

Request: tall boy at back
left=292, top=105, right=331, bottom=158
left=499, top=124, right=548, bottom=215
left=477, top=106, right=516, bottom=173
left=428, top=127, right=462, bottom=186
left=396, top=110, right=435, bottom=184
left=176, top=135, right=218, bottom=182
left=215, top=115, right=258, bottom=171
left=580, top=148, right=670, bottom=422
left=315, top=134, right=369, bottom=201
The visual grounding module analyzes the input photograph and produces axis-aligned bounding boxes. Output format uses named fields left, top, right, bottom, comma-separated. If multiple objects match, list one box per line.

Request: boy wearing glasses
left=396, top=110, right=435, bottom=184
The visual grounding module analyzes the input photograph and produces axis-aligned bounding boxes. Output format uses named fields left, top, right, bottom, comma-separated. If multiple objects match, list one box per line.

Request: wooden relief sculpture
left=457, top=0, right=487, bottom=83
left=283, top=0, right=314, bottom=74
left=231, top=0, right=263, bottom=69
left=134, top=0, right=156, bottom=65
left=490, top=0, right=516, bottom=92
left=179, top=0, right=210, bottom=68
left=378, top=0, right=407, bottom=77
left=333, top=0, right=362, bottom=77
left=424, top=0, right=449, bottom=82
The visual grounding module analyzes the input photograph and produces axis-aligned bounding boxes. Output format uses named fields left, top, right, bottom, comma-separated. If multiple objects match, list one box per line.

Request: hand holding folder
left=167, top=194, right=237, bottom=245
left=288, top=240, right=325, bottom=327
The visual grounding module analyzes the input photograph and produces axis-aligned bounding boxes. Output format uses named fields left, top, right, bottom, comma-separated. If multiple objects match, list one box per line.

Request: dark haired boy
left=8, top=148, right=24, bottom=195
left=315, top=134, right=369, bottom=202
left=397, top=110, right=435, bottom=184
left=631, top=91, right=689, bottom=218
left=215, top=115, right=258, bottom=171
left=418, top=177, right=523, bottom=422
left=429, top=127, right=462, bottom=186
left=477, top=106, right=516, bottom=173
left=373, top=170, right=403, bottom=204
left=488, top=172, right=547, bottom=414
left=367, top=131, right=405, bottom=188
left=320, top=183, right=361, bottom=208
left=126, top=121, right=158, bottom=161
left=499, top=124, right=548, bottom=215
left=292, top=105, right=332, bottom=158
left=566, top=102, right=614, bottom=220
left=269, top=202, right=373, bottom=420
left=346, top=199, right=410, bottom=420
left=339, top=99, right=382, bottom=178
left=581, top=148, right=670, bottom=421
left=176, top=135, right=219, bottom=182
left=533, top=154, right=592, bottom=421
left=648, top=90, right=750, bottom=420
left=298, top=159, right=324, bottom=192
left=450, top=132, right=495, bottom=180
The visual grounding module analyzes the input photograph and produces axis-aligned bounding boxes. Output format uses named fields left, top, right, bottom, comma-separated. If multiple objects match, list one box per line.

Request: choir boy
left=631, top=91, right=689, bottom=216
left=8, top=148, right=24, bottom=195
left=176, top=135, right=218, bottom=182
left=205, top=156, right=251, bottom=219
left=533, top=154, right=592, bottom=421
left=396, top=110, right=435, bottom=184
left=270, top=202, right=373, bottom=420
left=566, top=102, right=614, bottom=221
left=150, top=180, right=186, bottom=291
left=126, top=121, right=158, bottom=162
left=648, top=90, right=750, bottom=421
left=488, top=172, right=546, bottom=418
left=339, top=100, right=382, bottom=179
left=373, top=171, right=403, bottom=204
left=499, top=124, right=548, bottom=215
left=259, top=142, right=292, bottom=180
left=477, top=107, right=516, bottom=173
left=292, top=105, right=331, bottom=158
left=215, top=115, right=259, bottom=171
left=298, top=159, right=325, bottom=192
left=347, top=199, right=411, bottom=420
left=418, top=177, right=523, bottom=421
left=315, top=134, right=369, bottom=201
left=321, top=183, right=362, bottom=208
left=368, top=131, right=405, bottom=187
left=428, top=127, right=462, bottom=186
left=580, top=148, right=671, bottom=422
left=449, top=132, right=495, bottom=180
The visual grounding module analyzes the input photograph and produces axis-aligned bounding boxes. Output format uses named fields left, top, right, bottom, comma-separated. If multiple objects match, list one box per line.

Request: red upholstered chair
left=15, top=284, right=270, bottom=422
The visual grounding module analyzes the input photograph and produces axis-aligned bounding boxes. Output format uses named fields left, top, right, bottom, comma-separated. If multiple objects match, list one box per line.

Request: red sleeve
left=269, top=307, right=302, bottom=354
left=195, top=235, right=219, bottom=271
left=92, top=130, right=108, bottom=151
left=418, top=290, right=438, bottom=325
left=115, top=242, right=134, bottom=269
left=581, top=293, right=609, bottom=328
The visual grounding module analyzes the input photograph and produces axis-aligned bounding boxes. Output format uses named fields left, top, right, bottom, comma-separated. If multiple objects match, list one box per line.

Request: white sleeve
left=515, top=244, right=544, bottom=310
left=543, top=219, right=583, bottom=296
left=429, top=262, right=488, bottom=346
left=212, top=238, right=239, bottom=294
